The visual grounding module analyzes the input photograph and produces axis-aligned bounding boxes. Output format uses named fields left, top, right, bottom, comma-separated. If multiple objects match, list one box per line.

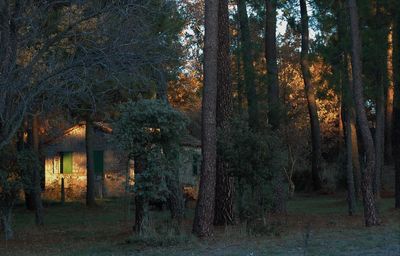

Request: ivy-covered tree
left=113, top=100, right=188, bottom=234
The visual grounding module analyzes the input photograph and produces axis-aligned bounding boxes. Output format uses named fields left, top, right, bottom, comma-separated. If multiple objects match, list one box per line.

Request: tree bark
left=32, top=114, right=44, bottom=226
left=393, top=10, right=400, bottom=209
left=374, top=70, right=385, bottom=200
left=237, top=0, right=259, bottom=129
left=85, top=120, right=96, bottom=207
left=1, top=208, right=13, bottom=241
left=350, top=107, right=362, bottom=200
left=265, top=0, right=280, bottom=128
left=347, top=0, right=380, bottom=226
left=385, top=27, right=394, bottom=164
left=193, top=0, right=218, bottom=237
left=372, top=4, right=388, bottom=200
left=214, top=0, right=235, bottom=226
left=300, top=0, right=323, bottom=191
left=343, top=93, right=356, bottom=216
left=134, top=157, right=148, bottom=234
left=265, top=0, right=287, bottom=214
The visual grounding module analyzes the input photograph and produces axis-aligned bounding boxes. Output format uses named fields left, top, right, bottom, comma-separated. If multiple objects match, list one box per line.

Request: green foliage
left=219, top=117, right=287, bottom=221
left=16, top=149, right=42, bottom=190
left=0, top=147, right=23, bottom=208
left=113, top=99, right=188, bottom=204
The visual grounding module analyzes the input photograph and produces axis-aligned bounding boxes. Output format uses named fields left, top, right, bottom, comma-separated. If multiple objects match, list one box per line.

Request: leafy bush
left=112, top=99, right=188, bottom=233
left=219, top=117, right=287, bottom=227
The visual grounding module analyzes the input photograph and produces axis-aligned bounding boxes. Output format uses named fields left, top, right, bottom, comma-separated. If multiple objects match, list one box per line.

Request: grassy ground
left=0, top=194, right=399, bottom=255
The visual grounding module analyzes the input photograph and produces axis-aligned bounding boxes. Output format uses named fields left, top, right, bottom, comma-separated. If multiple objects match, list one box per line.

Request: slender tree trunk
left=236, top=43, right=244, bottom=113
left=265, top=0, right=280, bottom=128
left=343, top=92, right=356, bottom=216
left=193, top=0, right=218, bottom=237
left=374, top=72, right=385, bottom=200
left=1, top=208, right=13, bottom=241
left=393, top=10, right=400, bottom=209
left=165, top=148, right=185, bottom=226
left=347, top=0, right=380, bottom=226
left=345, top=53, right=363, bottom=200
left=385, top=27, right=394, bottom=164
left=24, top=117, right=35, bottom=211
left=345, top=51, right=362, bottom=199
left=350, top=109, right=362, bottom=200
left=237, top=0, right=259, bottom=129
left=338, top=6, right=357, bottom=213
left=134, top=157, right=148, bottom=234
left=265, top=0, right=287, bottom=214
left=300, top=0, right=323, bottom=191
left=338, top=101, right=344, bottom=149
left=85, top=120, right=96, bottom=207
left=214, top=0, right=235, bottom=226
left=372, top=4, right=388, bottom=200
left=32, top=114, right=44, bottom=225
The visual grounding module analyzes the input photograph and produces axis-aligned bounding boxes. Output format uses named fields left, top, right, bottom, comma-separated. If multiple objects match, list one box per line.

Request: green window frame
left=61, top=152, right=73, bottom=174
left=94, top=150, right=104, bottom=175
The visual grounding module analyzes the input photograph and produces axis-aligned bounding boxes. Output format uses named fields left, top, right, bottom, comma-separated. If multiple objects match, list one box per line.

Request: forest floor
left=0, top=194, right=399, bottom=256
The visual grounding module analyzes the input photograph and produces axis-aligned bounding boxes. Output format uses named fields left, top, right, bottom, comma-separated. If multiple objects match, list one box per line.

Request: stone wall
left=43, top=124, right=130, bottom=201
left=42, top=124, right=201, bottom=201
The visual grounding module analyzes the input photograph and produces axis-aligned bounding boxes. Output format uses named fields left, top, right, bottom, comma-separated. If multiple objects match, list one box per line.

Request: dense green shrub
left=219, top=117, right=287, bottom=228
left=112, top=99, right=188, bottom=233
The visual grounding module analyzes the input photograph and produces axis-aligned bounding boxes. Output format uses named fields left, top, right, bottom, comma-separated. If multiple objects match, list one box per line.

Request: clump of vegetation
left=113, top=99, right=188, bottom=235
left=0, top=146, right=41, bottom=240
left=219, top=117, right=288, bottom=234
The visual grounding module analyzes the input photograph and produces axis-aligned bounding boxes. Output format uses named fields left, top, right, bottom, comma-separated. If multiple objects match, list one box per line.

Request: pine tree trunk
left=165, top=149, right=184, bottom=226
left=85, top=120, right=96, bottom=207
left=343, top=99, right=356, bottom=215
left=385, top=27, right=394, bottom=164
left=393, top=10, right=400, bottom=209
left=266, top=0, right=287, bottom=214
left=347, top=0, right=380, bottom=226
left=374, top=74, right=385, bottom=200
left=372, top=4, right=388, bottom=200
left=214, top=0, right=235, bottom=226
left=24, top=118, right=35, bottom=211
left=193, top=0, right=218, bottom=237
left=237, top=0, right=259, bottom=129
left=350, top=107, right=362, bottom=200
left=134, top=157, right=148, bottom=234
left=300, top=0, right=323, bottom=191
left=32, top=114, right=44, bottom=226
left=265, top=0, right=280, bottom=128
left=1, top=208, right=13, bottom=241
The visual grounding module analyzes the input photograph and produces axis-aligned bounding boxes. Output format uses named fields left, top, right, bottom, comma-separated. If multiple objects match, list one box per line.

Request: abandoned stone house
left=42, top=122, right=201, bottom=201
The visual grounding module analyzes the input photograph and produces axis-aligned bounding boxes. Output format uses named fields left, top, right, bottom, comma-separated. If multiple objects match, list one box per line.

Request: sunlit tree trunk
left=343, top=104, right=356, bottom=215
left=338, top=1, right=356, bottom=213
left=347, top=0, right=380, bottom=226
left=85, top=119, right=96, bottom=207
left=237, top=0, right=259, bottom=129
left=385, top=27, right=394, bottom=165
left=193, top=0, right=218, bottom=237
left=300, top=0, right=323, bottom=191
left=214, top=0, right=235, bottom=226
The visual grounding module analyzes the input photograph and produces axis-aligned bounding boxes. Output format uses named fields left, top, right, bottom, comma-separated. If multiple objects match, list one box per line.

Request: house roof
left=43, top=122, right=201, bottom=148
